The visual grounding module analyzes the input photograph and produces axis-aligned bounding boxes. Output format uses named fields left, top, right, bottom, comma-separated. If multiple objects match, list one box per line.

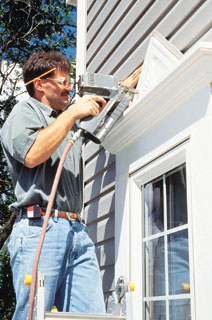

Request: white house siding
left=75, top=0, right=212, bottom=303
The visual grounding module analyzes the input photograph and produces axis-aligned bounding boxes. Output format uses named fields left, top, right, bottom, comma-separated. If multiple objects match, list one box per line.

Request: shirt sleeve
left=1, top=101, right=44, bottom=164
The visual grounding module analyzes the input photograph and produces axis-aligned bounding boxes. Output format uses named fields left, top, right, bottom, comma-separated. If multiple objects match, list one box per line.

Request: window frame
left=143, top=164, right=190, bottom=319
left=128, top=140, right=195, bottom=319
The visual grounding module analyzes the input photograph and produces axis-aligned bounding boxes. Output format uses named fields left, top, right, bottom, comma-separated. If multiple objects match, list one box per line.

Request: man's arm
left=24, top=95, right=106, bottom=168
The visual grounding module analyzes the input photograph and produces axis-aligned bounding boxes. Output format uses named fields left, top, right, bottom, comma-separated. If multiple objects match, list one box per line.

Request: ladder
left=31, top=272, right=134, bottom=320
left=44, top=312, right=126, bottom=319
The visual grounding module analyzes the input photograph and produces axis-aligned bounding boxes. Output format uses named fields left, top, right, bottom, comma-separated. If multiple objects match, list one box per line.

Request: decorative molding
left=134, top=31, right=183, bottom=102
left=102, top=40, right=212, bottom=154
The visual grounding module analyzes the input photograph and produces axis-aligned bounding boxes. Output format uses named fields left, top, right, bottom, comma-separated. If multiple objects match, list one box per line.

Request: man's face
left=40, top=69, right=72, bottom=111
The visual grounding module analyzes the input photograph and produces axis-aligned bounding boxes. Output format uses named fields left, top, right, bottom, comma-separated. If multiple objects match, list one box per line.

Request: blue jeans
left=8, top=214, right=106, bottom=320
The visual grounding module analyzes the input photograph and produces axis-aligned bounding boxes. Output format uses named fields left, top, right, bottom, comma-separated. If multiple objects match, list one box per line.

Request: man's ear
left=33, top=78, right=43, bottom=92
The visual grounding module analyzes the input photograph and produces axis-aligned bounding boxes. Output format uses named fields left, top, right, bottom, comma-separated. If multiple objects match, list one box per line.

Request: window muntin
left=143, top=164, right=191, bottom=320
left=144, top=176, right=164, bottom=236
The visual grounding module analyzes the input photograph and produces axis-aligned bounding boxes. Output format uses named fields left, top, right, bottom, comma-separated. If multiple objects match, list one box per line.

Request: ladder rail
left=44, top=312, right=126, bottom=320
left=32, top=272, right=132, bottom=320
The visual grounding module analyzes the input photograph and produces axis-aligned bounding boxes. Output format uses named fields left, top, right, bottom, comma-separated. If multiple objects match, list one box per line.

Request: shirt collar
left=29, top=97, right=64, bottom=118
left=50, top=109, right=63, bottom=118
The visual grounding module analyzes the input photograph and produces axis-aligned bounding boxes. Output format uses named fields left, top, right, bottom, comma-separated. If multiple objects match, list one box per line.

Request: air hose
left=27, top=129, right=82, bottom=320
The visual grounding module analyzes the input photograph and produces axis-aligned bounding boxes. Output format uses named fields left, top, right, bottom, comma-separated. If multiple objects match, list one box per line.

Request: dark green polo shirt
left=0, top=97, right=83, bottom=213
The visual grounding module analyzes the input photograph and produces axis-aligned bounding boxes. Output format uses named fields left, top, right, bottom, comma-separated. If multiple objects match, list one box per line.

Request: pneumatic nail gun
left=76, top=73, right=138, bottom=144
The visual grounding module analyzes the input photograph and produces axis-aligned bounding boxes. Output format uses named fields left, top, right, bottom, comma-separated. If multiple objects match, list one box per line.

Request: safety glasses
left=45, top=77, right=75, bottom=89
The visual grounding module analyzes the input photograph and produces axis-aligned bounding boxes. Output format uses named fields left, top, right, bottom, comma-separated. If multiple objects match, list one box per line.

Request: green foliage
left=0, top=0, right=76, bottom=63
left=0, top=1, right=77, bottom=318
left=0, top=245, right=16, bottom=320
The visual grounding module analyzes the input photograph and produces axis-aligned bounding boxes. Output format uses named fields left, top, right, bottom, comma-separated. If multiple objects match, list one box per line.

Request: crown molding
left=102, top=40, right=212, bottom=154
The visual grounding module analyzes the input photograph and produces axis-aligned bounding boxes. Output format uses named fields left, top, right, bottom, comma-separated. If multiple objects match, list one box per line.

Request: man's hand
left=119, top=66, right=142, bottom=88
left=71, top=94, right=107, bottom=120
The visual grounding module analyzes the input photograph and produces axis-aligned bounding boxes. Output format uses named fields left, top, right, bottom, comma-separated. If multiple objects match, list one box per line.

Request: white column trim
left=76, top=0, right=87, bottom=78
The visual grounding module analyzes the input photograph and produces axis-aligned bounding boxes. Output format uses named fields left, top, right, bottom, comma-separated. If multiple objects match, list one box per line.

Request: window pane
left=145, top=301, right=166, bottom=320
left=166, top=165, right=187, bottom=229
left=169, top=299, right=191, bottom=320
left=145, top=237, right=165, bottom=297
left=168, top=230, right=190, bottom=295
left=144, top=177, right=164, bottom=236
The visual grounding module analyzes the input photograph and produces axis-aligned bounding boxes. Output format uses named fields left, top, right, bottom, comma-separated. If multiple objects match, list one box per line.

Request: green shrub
left=0, top=245, right=16, bottom=320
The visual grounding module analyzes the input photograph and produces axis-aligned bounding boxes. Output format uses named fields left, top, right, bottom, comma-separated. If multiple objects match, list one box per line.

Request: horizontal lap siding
left=87, top=0, right=135, bottom=63
left=86, top=0, right=211, bottom=79
left=83, top=141, right=115, bottom=298
left=84, top=162, right=115, bottom=203
left=167, top=0, right=212, bottom=51
left=83, top=0, right=211, bottom=299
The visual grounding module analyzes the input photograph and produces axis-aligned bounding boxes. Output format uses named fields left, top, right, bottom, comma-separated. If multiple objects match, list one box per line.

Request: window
left=143, top=164, right=191, bottom=320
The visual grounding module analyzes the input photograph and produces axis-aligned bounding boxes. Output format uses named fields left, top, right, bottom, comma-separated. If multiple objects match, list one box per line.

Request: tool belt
left=21, top=205, right=84, bottom=222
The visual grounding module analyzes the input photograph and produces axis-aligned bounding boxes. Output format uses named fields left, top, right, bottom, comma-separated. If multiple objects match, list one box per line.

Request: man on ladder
left=0, top=50, right=141, bottom=319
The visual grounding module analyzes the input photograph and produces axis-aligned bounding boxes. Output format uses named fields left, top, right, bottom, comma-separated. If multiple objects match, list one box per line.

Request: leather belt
left=21, top=205, right=83, bottom=222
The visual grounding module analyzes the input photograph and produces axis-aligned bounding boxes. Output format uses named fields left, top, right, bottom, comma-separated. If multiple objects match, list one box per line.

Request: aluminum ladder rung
left=44, top=312, right=126, bottom=320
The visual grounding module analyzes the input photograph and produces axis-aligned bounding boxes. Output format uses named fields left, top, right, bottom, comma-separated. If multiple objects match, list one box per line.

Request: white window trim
left=128, top=140, right=195, bottom=319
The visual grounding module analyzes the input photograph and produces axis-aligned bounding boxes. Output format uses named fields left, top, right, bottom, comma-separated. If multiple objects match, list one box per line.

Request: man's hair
left=23, top=51, right=72, bottom=97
